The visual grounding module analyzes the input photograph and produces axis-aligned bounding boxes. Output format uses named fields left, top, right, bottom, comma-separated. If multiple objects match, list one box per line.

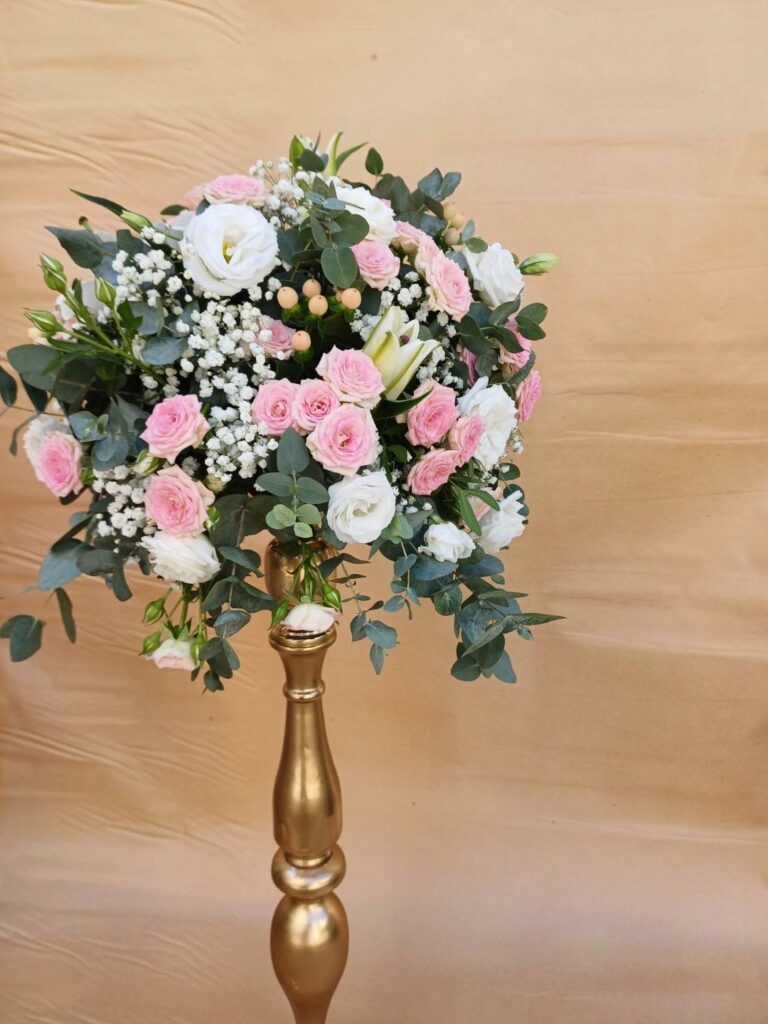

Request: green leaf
left=203, top=669, right=224, bottom=692
left=39, top=539, right=85, bottom=590
left=214, top=609, right=251, bottom=638
left=0, top=365, right=17, bottom=407
left=45, top=227, right=104, bottom=269
left=141, top=334, right=187, bottom=366
left=434, top=584, right=462, bottom=616
left=365, top=147, right=384, bottom=175
left=209, top=493, right=267, bottom=548
left=160, top=203, right=186, bottom=217
left=369, top=643, right=385, bottom=674
left=489, top=298, right=522, bottom=326
left=218, top=546, right=262, bottom=573
left=55, top=588, right=76, bottom=643
left=410, top=556, right=457, bottom=582
left=0, top=615, right=44, bottom=662
left=299, top=148, right=325, bottom=172
left=375, top=390, right=432, bottom=420
left=394, top=553, right=416, bottom=576
left=296, top=477, right=329, bottom=505
left=461, top=554, right=505, bottom=578
left=518, top=302, right=548, bottom=325
left=515, top=315, right=546, bottom=342
left=320, top=246, right=358, bottom=289
left=296, top=503, right=322, bottom=525
left=293, top=521, right=314, bottom=539
left=276, top=428, right=310, bottom=474
left=491, top=650, right=516, bottom=683
left=266, top=504, right=296, bottom=529
left=69, top=410, right=107, bottom=442
left=71, top=189, right=126, bottom=217
left=464, top=237, right=488, bottom=253
left=330, top=212, right=369, bottom=248
left=451, top=653, right=481, bottom=681
left=257, top=472, right=293, bottom=497
left=364, top=620, right=398, bottom=649
left=7, top=345, right=58, bottom=390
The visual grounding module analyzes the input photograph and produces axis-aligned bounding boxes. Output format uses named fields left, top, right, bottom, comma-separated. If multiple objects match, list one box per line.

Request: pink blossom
left=406, top=449, right=461, bottom=495
left=447, top=413, right=484, bottom=465
left=259, top=317, right=296, bottom=358
left=145, top=466, right=214, bottom=536
left=251, top=379, right=299, bottom=436
left=37, top=432, right=83, bottom=497
left=458, top=345, right=479, bottom=385
left=141, top=395, right=209, bottom=463
left=317, top=346, right=384, bottom=408
left=293, top=379, right=340, bottom=434
left=149, top=637, right=197, bottom=671
left=405, top=379, right=458, bottom=447
left=424, top=254, right=472, bottom=321
left=393, top=220, right=432, bottom=255
left=351, top=240, right=400, bottom=290
left=307, top=405, right=379, bottom=476
left=499, top=317, right=531, bottom=370
left=516, top=369, right=542, bottom=422
left=203, top=174, right=269, bottom=206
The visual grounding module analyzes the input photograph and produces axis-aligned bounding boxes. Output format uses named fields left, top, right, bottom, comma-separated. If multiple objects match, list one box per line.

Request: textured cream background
left=1, top=2, right=768, bottom=1022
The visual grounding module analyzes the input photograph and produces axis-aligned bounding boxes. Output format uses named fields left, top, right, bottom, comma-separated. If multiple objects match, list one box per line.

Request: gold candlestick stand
left=265, top=541, right=349, bottom=1024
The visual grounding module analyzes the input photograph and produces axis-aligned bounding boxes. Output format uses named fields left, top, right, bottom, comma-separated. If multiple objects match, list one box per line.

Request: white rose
left=478, top=491, right=526, bottom=553
left=327, top=470, right=397, bottom=544
left=465, top=242, right=524, bottom=308
left=182, top=203, right=279, bottom=296
left=334, top=184, right=396, bottom=244
left=23, top=415, right=69, bottom=478
left=149, top=637, right=197, bottom=671
left=457, top=377, right=517, bottom=469
left=143, top=531, right=220, bottom=584
left=283, top=602, right=337, bottom=634
left=421, top=522, right=476, bottom=563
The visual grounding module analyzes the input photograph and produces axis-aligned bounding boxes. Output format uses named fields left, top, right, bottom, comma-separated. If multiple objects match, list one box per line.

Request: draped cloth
left=1, top=2, right=767, bottom=1021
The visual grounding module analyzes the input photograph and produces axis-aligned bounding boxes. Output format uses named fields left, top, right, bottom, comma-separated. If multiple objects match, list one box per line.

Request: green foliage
left=46, top=227, right=104, bottom=269
left=0, top=615, right=44, bottom=662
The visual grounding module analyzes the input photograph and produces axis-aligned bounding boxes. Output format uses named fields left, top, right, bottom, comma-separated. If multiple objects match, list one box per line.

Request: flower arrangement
left=0, top=133, right=560, bottom=689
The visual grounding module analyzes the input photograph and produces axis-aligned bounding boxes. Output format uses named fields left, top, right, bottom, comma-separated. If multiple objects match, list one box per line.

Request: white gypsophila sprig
left=92, top=466, right=151, bottom=544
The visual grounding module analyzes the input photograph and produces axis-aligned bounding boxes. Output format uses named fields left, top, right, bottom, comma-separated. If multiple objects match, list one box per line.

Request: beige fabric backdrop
left=1, top=1, right=767, bottom=1021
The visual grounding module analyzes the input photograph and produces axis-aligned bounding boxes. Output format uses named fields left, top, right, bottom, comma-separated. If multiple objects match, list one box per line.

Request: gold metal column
left=265, top=542, right=348, bottom=1024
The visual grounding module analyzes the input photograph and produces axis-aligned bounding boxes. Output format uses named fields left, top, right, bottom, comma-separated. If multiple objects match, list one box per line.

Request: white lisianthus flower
left=182, top=203, right=279, bottom=297
left=334, top=184, right=396, bottom=244
left=143, top=531, right=220, bottom=584
left=465, top=242, right=524, bottom=308
left=327, top=470, right=397, bottom=544
left=421, top=522, right=475, bottom=563
left=149, top=637, right=197, bottom=671
left=457, top=377, right=517, bottom=469
left=477, top=491, right=526, bottom=553
left=283, top=602, right=337, bottom=634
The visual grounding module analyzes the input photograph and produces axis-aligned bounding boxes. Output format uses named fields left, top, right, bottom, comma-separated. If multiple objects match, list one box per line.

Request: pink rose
left=37, top=432, right=83, bottom=497
left=145, top=466, right=214, bottom=536
left=251, top=379, right=299, bottom=436
left=307, top=405, right=379, bottom=476
left=499, top=317, right=531, bottom=370
left=259, top=317, right=296, bottom=359
left=203, top=174, right=269, bottom=206
left=405, top=379, right=458, bottom=447
left=317, top=346, right=384, bottom=408
left=424, top=254, right=472, bottom=321
left=406, top=448, right=461, bottom=495
left=516, top=369, right=542, bottom=422
left=447, top=412, right=484, bottom=465
left=142, top=395, right=209, bottom=463
left=293, top=379, right=340, bottom=434
left=393, top=220, right=430, bottom=254
left=458, top=345, right=479, bottom=385
left=149, top=637, right=197, bottom=671
left=351, top=240, right=400, bottom=290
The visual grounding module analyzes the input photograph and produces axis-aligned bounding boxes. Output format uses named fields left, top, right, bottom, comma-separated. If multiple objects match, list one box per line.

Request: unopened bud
left=121, top=210, right=153, bottom=232
left=95, top=277, right=117, bottom=306
left=133, top=449, right=162, bottom=477
left=143, top=598, right=166, bottom=624
left=519, top=253, right=558, bottom=275
left=40, top=254, right=67, bottom=292
left=25, top=309, right=60, bottom=333
left=141, top=631, right=162, bottom=655
left=204, top=475, right=226, bottom=494
left=322, top=584, right=343, bottom=612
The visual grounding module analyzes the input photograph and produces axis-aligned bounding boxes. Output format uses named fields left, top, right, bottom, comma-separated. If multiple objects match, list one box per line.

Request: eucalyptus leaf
left=0, top=366, right=17, bottom=407
left=55, top=588, right=77, bottom=642
left=320, top=246, right=357, bottom=289
left=46, top=227, right=104, bottom=269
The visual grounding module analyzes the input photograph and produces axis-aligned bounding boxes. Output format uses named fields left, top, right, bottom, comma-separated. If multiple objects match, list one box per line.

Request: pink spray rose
left=351, top=240, right=400, bottom=290
left=293, top=379, right=340, bottom=434
left=251, top=379, right=299, bottom=436
left=149, top=637, right=197, bottom=671
left=447, top=412, right=485, bottom=465
left=406, top=448, right=461, bottom=495
left=393, top=220, right=431, bottom=255
left=203, top=174, right=269, bottom=206
left=145, top=466, right=214, bottom=536
left=405, top=379, right=458, bottom=447
left=516, top=369, right=542, bottom=422
left=424, top=254, right=472, bottom=321
left=307, top=405, right=379, bottom=476
left=258, top=317, right=296, bottom=359
left=37, top=432, right=83, bottom=497
left=317, top=346, right=384, bottom=408
left=499, top=317, right=531, bottom=370
left=141, top=395, right=209, bottom=463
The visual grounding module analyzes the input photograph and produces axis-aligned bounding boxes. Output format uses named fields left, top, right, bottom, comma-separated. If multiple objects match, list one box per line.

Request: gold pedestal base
left=266, top=542, right=348, bottom=1023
